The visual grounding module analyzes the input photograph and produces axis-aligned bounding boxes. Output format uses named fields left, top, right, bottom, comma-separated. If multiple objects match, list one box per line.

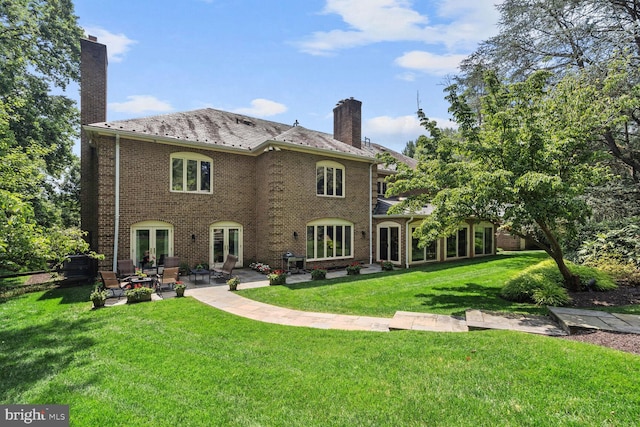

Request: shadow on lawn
left=415, top=282, right=544, bottom=316
left=0, top=310, right=98, bottom=400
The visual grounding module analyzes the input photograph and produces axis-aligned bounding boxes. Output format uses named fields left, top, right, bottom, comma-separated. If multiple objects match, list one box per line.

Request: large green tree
left=459, top=0, right=640, bottom=192
left=0, top=1, right=88, bottom=271
left=384, top=71, right=609, bottom=290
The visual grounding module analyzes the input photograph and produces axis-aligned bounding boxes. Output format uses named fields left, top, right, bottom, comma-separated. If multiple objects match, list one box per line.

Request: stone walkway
left=109, top=265, right=640, bottom=336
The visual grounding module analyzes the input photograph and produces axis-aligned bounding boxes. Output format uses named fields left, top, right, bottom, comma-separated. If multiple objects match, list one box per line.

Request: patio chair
left=117, top=259, right=136, bottom=280
left=99, top=271, right=126, bottom=299
left=157, top=267, right=179, bottom=292
left=211, top=254, right=238, bottom=280
left=163, top=257, right=180, bottom=268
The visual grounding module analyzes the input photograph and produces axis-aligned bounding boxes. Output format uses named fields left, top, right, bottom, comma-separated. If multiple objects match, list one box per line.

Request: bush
left=532, top=282, right=570, bottom=306
left=501, top=259, right=616, bottom=306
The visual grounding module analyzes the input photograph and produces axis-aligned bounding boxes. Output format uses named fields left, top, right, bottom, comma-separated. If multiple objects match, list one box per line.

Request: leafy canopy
left=383, top=70, right=608, bottom=288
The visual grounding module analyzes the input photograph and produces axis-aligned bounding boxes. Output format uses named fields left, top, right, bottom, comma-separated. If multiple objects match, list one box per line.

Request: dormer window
left=316, top=160, right=344, bottom=197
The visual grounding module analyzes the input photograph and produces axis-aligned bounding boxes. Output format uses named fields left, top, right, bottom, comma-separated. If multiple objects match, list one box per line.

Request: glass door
left=210, top=222, right=243, bottom=267
left=131, top=221, right=173, bottom=268
left=377, top=223, right=400, bottom=263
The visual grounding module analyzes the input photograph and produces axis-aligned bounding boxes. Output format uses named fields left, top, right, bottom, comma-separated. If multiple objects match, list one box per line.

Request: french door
left=210, top=221, right=243, bottom=267
left=377, top=222, right=401, bottom=264
left=131, top=221, right=173, bottom=268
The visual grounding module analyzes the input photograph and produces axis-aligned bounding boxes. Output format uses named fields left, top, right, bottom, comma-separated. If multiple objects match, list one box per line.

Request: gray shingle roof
left=85, top=107, right=417, bottom=168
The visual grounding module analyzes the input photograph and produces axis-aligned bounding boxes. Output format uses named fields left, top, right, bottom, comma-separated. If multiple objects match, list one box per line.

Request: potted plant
left=381, top=261, right=394, bottom=271
left=174, top=281, right=186, bottom=297
left=310, top=267, right=327, bottom=280
left=125, top=285, right=154, bottom=303
left=268, top=269, right=287, bottom=285
left=227, top=276, right=240, bottom=291
left=90, top=287, right=107, bottom=309
left=346, top=262, right=362, bottom=275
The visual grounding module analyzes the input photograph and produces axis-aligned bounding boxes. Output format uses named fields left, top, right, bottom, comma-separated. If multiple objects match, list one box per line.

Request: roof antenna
left=293, top=120, right=299, bottom=127
left=416, top=90, right=421, bottom=111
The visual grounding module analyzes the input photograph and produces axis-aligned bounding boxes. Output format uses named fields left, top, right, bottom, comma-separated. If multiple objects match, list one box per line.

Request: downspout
left=369, top=163, right=374, bottom=265
left=112, top=134, right=120, bottom=272
left=405, top=216, right=414, bottom=269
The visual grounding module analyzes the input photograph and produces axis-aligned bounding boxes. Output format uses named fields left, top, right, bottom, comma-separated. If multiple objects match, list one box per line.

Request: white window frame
left=316, top=160, right=345, bottom=198
left=410, top=224, right=439, bottom=264
left=445, top=224, right=470, bottom=260
left=170, top=152, right=213, bottom=194
left=306, top=218, right=353, bottom=261
left=473, top=222, right=494, bottom=256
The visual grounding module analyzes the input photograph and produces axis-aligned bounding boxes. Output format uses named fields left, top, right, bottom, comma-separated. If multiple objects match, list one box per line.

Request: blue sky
left=72, top=0, right=501, bottom=154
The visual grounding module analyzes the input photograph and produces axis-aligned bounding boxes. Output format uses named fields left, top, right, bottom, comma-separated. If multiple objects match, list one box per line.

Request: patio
left=104, top=263, right=383, bottom=306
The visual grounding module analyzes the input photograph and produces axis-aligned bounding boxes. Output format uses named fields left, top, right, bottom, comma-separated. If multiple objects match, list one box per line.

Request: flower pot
left=269, top=276, right=286, bottom=286
left=228, top=284, right=238, bottom=291
left=175, top=288, right=185, bottom=297
left=92, top=299, right=105, bottom=308
left=127, top=293, right=152, bottom=304
left=346, top=269, right=360, bottom=275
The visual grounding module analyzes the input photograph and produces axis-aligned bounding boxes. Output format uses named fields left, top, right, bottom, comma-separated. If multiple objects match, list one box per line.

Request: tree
left=384, top=71, right=608, bottom=290
left=459, top=0, right=640, bottom=192
left=0, top=1, right=88, bottom=271
left=402, top=140, right=416, bottom=158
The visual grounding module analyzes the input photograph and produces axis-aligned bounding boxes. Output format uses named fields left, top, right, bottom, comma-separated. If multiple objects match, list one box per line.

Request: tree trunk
left=536, top=221, right=582, bottom=291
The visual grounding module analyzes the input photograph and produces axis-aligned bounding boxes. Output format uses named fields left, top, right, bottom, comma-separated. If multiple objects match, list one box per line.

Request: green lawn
left=238, top=251, right=552, bottom=317
left=1, top=285, right=640, bottom=426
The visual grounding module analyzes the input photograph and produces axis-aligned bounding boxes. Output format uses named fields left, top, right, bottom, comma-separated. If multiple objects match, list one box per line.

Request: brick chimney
left=80, top=36, right=107, bottom=251
left=333, top=97, right=362, bottom=149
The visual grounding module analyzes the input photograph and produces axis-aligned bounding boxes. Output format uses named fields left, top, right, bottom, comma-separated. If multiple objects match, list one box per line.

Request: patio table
left=126, top=277, right=155, bottom=289
left=190, top=268, right=210, bottom=285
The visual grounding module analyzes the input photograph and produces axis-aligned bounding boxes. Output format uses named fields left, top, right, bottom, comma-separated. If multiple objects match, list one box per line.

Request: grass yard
left=238, top=251, right=552, bottom=317
left=1, top=285, right=640, bottom=426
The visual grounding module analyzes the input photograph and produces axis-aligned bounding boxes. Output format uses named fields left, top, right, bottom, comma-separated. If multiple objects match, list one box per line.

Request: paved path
left=114, top=265, right=640, bottom=336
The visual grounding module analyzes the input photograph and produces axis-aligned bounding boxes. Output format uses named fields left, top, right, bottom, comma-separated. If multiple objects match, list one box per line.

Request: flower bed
left=125, top=285, right=154, bottom=303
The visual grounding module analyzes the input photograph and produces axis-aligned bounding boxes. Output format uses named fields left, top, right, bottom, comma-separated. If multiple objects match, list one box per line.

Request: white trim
left=376, top=221, right=402, bottom=265
left=408, top=222, right=440, bottom=265
left=445, top=224, right=470, bottom=260
left=473, top=221, right=495, bottom=257
left=306, top=218, right=354, bottom=261
left=170, top=152, right=213, bottom=194
left=130, top=221, right=174, bottom=267
left=113, top=134, right=120, bottom=272
left=209, top=221, right=244, bottom=268
left=315, top=160, right=345, bottom=198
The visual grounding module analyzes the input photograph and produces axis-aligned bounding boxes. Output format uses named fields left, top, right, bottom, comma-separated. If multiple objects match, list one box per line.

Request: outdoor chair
left=117, top=259, right=136, bottom=280
left=211, top=254, right=238, bottom=280
left=99, top=271, right=127, bottom=299
left=157, top=267, right=179, bottom=293
left=163, top=257, right=180, bottom=268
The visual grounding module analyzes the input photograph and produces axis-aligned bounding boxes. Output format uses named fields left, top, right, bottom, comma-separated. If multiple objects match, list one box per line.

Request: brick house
left=80, top=37, right=495, bottom=272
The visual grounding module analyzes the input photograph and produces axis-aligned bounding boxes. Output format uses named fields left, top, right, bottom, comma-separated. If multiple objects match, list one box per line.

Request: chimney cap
left=88, top=35, right=98, bottom=42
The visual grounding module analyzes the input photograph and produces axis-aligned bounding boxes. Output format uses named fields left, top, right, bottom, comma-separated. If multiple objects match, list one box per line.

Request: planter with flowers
left=227, top=276, right=240, bottom=291
left=310, top=267, right=327, bottom=280
left=174, top=281, right=186, bottom=297
left=268, top=269, right=287, bottom=285
left=125, top=285, right=154, bottom=303
left=380, top=261, right=394, bottom=271
left=346, top=262, right=362, bottom=275
left=90, top=287, right=107, bottom=309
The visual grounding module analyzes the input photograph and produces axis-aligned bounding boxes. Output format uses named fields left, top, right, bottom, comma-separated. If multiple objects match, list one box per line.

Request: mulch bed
left=560, top=284, right=640, bottom=356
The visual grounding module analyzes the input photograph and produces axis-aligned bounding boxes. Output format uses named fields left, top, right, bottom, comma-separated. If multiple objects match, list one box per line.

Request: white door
left=210, top=221, right=243, bottom=268
left=131, top=221, right=173, bottom=268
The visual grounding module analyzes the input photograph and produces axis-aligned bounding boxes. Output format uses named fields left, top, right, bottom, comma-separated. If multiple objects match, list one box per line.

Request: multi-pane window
left=446, top=226, right=469, bottom=259
left=411, top=226, right=438, bottom=262
left=377, top=179, right=387, bottom=196
left=306, top=220, right=353, bottom=260
left=316, top=161, right=344, bottom=197
left=171, top=153, right=212, bottom=193
left=474, top=223, right=494, bottom=256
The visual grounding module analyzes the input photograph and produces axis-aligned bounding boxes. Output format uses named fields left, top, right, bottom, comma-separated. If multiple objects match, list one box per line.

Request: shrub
left=310, top=267, right=327, bottom=280
left=501, top=259, right=616, bottom=305
left=532, top=282, right=570, bottom=306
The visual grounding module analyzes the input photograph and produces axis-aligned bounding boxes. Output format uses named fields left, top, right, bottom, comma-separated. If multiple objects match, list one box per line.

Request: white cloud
left=84, top=27, right=137, bottom=63
left=233, top=99, right=288, bottom=117
left=296, top=0, right=500, bottom=55
left=109, top=95, right=173, bottom=114
left=395, top=50, right=467, bottom=76
left=364, top=114, right=457, bottom=149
